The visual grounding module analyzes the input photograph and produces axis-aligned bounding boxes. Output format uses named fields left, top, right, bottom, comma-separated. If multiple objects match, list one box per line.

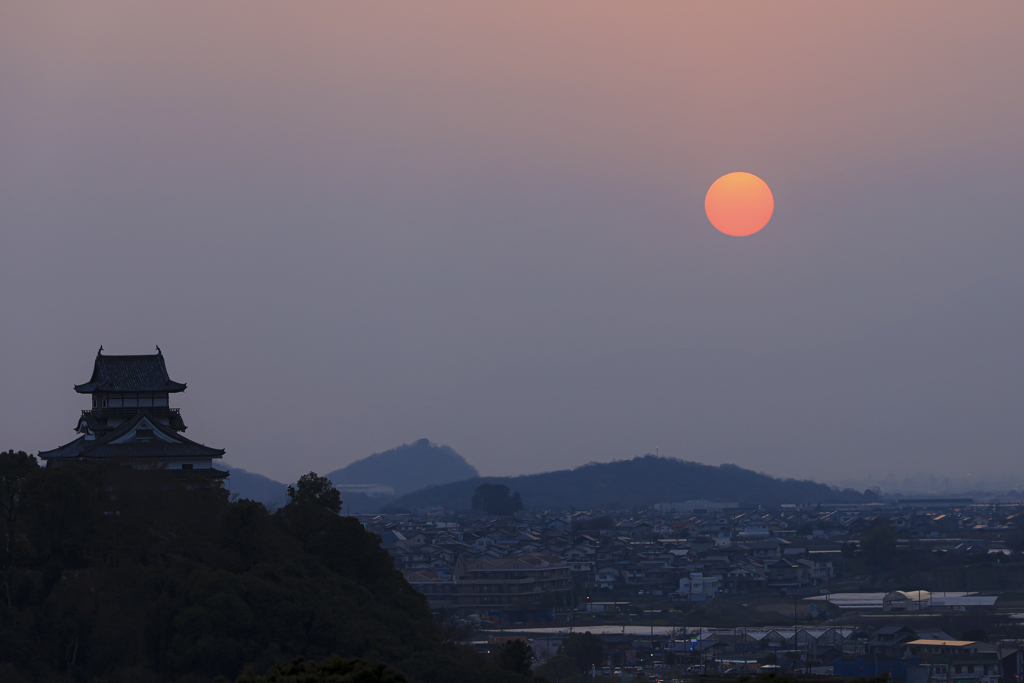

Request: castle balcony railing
left=83, top=407, right=182, bottom=420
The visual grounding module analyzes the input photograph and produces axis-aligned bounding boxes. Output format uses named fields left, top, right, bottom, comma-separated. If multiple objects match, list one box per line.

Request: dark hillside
left=383, top=455, right=876, bottom=511
left=0, top=453, right=525, bottom=683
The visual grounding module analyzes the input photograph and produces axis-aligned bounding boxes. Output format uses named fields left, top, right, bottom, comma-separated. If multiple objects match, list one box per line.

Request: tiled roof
left=40, top=412, right=224, bottom=461
left=75, top=348, right=187, bottom=393
left=80, top=442, right=224, bottom=459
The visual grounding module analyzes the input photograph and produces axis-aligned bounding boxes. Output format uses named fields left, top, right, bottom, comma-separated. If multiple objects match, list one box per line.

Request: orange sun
left=705, top=172, right=774, bottom=237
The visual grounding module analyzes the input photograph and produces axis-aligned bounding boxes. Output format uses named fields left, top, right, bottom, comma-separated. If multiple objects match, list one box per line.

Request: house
left=473, top=534, right=499, bottom=552
left=805, top=552, right=837, bottom=581
left=741, top=538, right=788, bottom=561
left=905, top=640, right=1002, bottom=683
left=592, top=567, right=620, bottom=590
left=641, top=564, right=677, bottom=594
left=736, top=523, right=771, bottom=538
left=672, top=520, right=699, bottom=537
left=722, top=563, right=767, bottom=593
left=766, top=557, right=810, bottom=588
left=869, top=626, right=921, bottom=656
left=404, top=532, right=428, bottom=546
left=678, top=572, right=721, bottom=602
left=632, top=522, right=654, bottom=542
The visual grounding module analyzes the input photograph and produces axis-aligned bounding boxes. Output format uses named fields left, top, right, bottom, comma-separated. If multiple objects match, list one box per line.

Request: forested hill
left=326, top=438, right=478, bottom=496
left=0, top=452, right=526, bottom=683
left=382, top=455, right=877, bottom=511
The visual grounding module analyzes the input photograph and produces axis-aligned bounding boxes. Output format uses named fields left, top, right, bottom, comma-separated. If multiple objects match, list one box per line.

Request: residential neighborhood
left=359, top=497, right=1024, bottom=681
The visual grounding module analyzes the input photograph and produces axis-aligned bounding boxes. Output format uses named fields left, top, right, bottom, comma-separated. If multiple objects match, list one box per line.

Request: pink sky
left=2, top=3, right=1023, bottom=487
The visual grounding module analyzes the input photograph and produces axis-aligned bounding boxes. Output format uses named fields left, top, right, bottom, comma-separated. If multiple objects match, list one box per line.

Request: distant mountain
left=222, top=440, right=478, bottom=515
left=382, top=455, right=878, bottom=511
left=223, top=464, right=289, bottom=509
left=325, top=438, right=479, bottom=497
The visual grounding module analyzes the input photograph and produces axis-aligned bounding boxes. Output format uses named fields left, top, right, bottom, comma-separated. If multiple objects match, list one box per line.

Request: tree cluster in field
left=531, top=631, right=604, bottom=683
left=470, top=484, right=523, bottom=516
left=837, top=519, right=1024, bottom=590
left=0, top=451, right=530, bottom=683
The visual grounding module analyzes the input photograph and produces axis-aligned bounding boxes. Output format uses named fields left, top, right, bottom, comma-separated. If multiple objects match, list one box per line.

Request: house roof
left=915, top=630, right=955, bottom=641
left=885, top=590, right=932, bottom=602
left=402, top=570, right=450, bottom=583
left=459, top=553, right=565, bottom=571
left=874, top=626, right=915, bottom=635
left=75, top=348, right=187, bottom=394
left=39, top=411, right=224, bottom=462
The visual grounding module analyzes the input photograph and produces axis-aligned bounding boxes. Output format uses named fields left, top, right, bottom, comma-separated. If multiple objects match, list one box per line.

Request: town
left=363, top=496, right=1024, bottom=681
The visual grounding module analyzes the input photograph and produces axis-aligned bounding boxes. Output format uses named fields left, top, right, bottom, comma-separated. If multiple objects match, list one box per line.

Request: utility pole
left=699, top=627, right=703, bottom=675
left=794, top=595, right=800, bottom=673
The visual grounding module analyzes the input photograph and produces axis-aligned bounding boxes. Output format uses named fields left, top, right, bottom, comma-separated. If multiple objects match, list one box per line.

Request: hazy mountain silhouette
left=382, top=455, right=878, bottom=511
left=325, top=438, right=479, bottom=496
left=223, top=464, right=289, bottom=509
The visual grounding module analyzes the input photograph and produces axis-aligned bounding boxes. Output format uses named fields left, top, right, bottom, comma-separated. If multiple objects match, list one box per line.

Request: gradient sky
left=2, top=2, right=1023, bottom=488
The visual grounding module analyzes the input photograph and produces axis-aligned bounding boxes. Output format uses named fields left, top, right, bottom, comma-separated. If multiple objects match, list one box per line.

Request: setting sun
left=705, top=172, right=774, bottom=237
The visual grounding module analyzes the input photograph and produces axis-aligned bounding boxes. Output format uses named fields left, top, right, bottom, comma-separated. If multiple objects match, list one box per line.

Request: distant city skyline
left=2, top=3, right=1023, bottom=486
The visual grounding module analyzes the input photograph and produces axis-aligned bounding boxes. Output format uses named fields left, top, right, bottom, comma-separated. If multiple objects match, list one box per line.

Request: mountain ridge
left=223, top=463, right=289, bottom=508
left=382, top=455, right=878, bottom=511
left=324, top=438, right=479, bottom=496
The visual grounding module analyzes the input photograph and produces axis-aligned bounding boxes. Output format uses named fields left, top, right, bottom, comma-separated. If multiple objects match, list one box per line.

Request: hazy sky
left=2, top=2, right=1023, bottom=487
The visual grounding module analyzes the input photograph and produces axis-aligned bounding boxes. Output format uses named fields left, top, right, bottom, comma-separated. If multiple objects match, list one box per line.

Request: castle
left=38, top=347, right=227, bottom=478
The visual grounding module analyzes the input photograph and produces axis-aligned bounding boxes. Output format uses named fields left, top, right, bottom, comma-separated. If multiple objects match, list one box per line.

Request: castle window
left=136, top=428, right=154, bottom=441
left=181, top=463, right=193, bottom=470
left=105, top=392, right=169, bottom=408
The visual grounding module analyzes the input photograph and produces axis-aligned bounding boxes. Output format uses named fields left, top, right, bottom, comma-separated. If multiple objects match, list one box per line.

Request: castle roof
left=74, top=347, right=187, bottom=394
left=39, top=411, right=225, bottom=470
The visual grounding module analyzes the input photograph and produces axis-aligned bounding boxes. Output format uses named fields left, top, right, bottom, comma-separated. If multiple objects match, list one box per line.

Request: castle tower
left=39, top=347, right=227, bottom=478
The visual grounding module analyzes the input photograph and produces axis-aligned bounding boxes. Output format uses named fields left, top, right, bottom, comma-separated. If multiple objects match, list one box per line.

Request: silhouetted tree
left=533, top=655, right=579, bottom=682
left=471, top=483, right=523, bottom=515
left=498, top=639, right=534, bottom=676
left=235, top=655, right=409, bottom=682
left=220, top=498, right=273, bottom=568
left=575, top=515, right=615, bottom=531
left=0, top=458, right=532, bottom=683
left=960, top=628, right=987, bottom=642
left=437, top=615, right=479, bottom=646
left=22, top=462, right=101, bottom=564
left=860, top=521, right=897, bottom=572
left=0, top=450, right=37, bottom=570
left=287, top=471, right=342, bottom=513
left=559, top=631, right=603, bottom=673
